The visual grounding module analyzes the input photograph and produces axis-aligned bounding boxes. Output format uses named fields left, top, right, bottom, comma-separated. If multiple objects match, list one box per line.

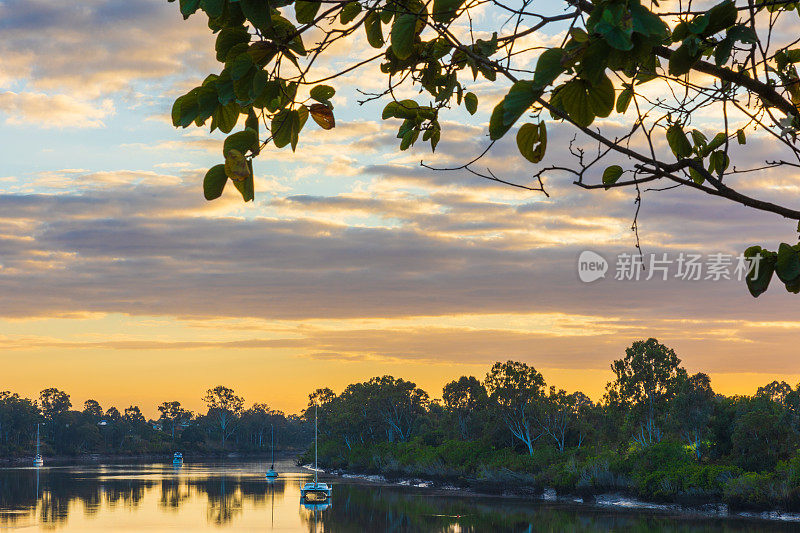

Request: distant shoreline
left=0, top=449, right=304, bottom=467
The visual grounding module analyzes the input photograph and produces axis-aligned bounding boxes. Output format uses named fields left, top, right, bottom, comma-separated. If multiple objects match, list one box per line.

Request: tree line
left=303, top=338, right=800, bottom=510
left=0, top=385, right=309, bottom=457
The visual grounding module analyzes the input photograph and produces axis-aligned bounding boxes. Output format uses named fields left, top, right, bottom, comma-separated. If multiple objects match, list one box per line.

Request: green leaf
left=216, top=28, right=251, bottom=62
left=173, top=90, right=200, bottom=128
left=714, top=36, right=734, bottom=66
left=666, top=124, right=693, bottom=158
left=570, top=28, right=589, bottom=43
left=736, top=128, right=746, bottom=144
left=533, top=48, right=565, bottom=89
left=340, top=1, right=362, bottom=24
left=203, top=164, right=227, bottom=200
left=587, top=74, right=614, bottom=118
left=616, top=88, right=632, bottom=113
left=689, top=165, right=705, bottom=184
left=744, top=246, right=776, bottom=297
left=295, top=1, right=321, bottom=24
left=179, top=0, right=201, bottom=19
left=705, top=0, right=738, bottom=36
left=382, top=100, right=420, bottom=119
left=690, top=129, right=708, bottom=149
left=214, top=102, right=240, bottom=134
left=310, top=85, right=335, bottom=104
left=579, top=41, right=610, bottom=86
left=364, top=12, right=384, bottom=48
left=230, top=53, right=254, bottom=81
left=432, top=0, right=463, bottom=23
left=560, top=80, right=594, bottom=127
left=516, top=122, right=547, bottom=163
left=196, top=86, right=218, bottom=124
left=240, top=0, right=272, bottom=32
left=602, top=165, right=623, bottom=188
left=271, top=110, right=293, bottom=149
left=464, top=92, right=478, bottom=115
left=630, top=4, right=667, bottom=38
left=688, top=15, right=710, bottom=35
left=391, top=13, right=418, bottom=60
left=200, top=0, right=225, bottom=18
left=776, top=242, right=800, bottom=283
left=704, top=132, right=727, bottom=154
left=215, top=70, right=236, bottom=105
left=597, top=23, right=634, bottom=51
left=488, top=81, right=541, bottom=140
left=224, top=128, right=259, bottom=157
left=669, top=39, right=701, bottom=76
left=709, top=150, right=729, bottom=175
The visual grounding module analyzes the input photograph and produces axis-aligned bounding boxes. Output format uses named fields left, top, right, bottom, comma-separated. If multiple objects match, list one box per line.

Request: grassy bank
left=301, top=440, right=800, bottom=513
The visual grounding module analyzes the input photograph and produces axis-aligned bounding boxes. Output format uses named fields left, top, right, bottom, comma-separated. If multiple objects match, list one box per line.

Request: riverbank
left=309, top=465, right=800, bottom=523
left=299, top=439, right=800, bottom=517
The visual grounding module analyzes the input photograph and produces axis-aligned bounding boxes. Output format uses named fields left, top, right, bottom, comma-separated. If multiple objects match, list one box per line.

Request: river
left=0, top=459, right=795, bottom=531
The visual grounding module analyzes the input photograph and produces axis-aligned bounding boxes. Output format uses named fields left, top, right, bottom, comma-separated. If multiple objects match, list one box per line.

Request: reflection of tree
left=203, top=477, right=243, bottom=525
left=0, top=467, right=756, bottom=532
left=159, top=479, right=190, bottom=511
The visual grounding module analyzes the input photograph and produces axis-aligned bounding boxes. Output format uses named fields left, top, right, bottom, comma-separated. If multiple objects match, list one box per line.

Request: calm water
left=0, top=460, right=796, bottom=532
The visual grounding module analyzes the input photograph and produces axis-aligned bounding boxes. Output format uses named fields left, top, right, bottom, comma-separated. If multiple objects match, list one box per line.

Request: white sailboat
left=33, top=423, right=43, bottom=467
left=172, top=452, right=183, bottom=466
left=299, top=404, right=331, bottom=503
left=266, top=424, right=278, bottom=478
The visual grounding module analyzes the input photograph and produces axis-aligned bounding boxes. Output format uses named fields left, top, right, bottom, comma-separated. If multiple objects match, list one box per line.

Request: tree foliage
left=172, top=0, right=800, bottom=296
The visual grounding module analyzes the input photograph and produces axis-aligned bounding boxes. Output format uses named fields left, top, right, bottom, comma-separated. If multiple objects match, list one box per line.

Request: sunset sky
left=1, top=0, right=799, bottom=418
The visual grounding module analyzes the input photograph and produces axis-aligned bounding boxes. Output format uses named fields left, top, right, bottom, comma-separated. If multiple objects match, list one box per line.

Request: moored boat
left=33, top=423, right=43, bottom=468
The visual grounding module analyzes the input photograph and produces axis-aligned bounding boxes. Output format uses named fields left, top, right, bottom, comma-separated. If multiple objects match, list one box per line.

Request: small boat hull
left=300, top=483, right=332, bottom=503
left=265, top=470, right=278, bottom=478
left=33, top=455, right=44, bottom=468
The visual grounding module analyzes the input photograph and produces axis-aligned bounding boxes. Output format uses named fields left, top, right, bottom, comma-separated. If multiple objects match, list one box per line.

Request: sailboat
left=33, top=423, right=43, bottom=467
left=300, top=404, right=331, bottom=503
left=266, top=424, right=278, bottom=478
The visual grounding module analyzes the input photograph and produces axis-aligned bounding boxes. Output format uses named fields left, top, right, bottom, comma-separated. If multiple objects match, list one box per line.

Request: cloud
left=0, top=92, right=115, bottom=128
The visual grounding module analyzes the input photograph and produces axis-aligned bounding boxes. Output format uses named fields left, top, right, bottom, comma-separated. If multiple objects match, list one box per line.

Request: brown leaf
left=309, top=103, right=335, bottom=130
left=224, top=149, right=250, bottom=182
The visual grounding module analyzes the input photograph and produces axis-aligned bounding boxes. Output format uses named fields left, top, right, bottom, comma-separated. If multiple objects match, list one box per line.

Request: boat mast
left=270, top=424, right=274, bottom=468
left=314, top=403, right=318, bottom=485
left=36, top=423, right=40, bottom=456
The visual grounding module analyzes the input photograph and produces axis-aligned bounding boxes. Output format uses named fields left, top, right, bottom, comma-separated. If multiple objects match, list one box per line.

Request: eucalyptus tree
left=442, top=375, right=488, bottom=440
left=606, top=338, right=686, bottom=446
left=536, top=387, right=593, bottom=452
left=172, top=0, right=800, bottom=296
left=203, top=385, right=246, bottom=448
left=485, top=360, right=546, bottom=454
left=670, top=372, right=715, bottom=458
left=158, top=401, right=194, bottom=440
left=83, top=400, right=103, bottom=419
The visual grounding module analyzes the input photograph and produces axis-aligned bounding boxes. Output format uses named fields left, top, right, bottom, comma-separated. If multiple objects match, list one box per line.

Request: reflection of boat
left=301, top=500, right=331, bottom=511
left=266, top=425, right=278, bottom=478
left=300, top=403, right=331, bottom=503
left=172, top=452, right=183, bottom=466
left=33, top=423, right=44, bottom=467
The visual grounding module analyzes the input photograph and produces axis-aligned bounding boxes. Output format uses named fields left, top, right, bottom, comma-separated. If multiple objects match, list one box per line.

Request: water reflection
left=0, top=463, right=796, bottom=532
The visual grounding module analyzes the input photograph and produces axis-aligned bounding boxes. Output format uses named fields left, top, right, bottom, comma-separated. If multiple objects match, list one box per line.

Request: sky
left=1, top=0, right=799, bottom=418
